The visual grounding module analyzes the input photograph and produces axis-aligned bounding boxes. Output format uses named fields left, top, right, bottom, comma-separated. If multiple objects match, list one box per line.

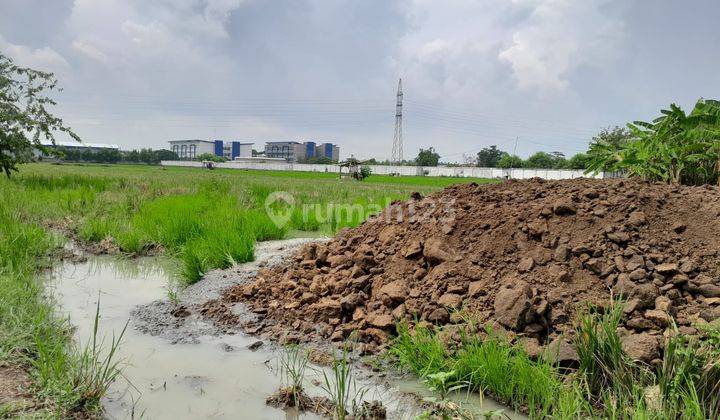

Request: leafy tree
left=138, top=148, right=153, bottom=163
left=476, top=145, right=504, bottom=167
left=95, top=148, right=121, bottom=163
left=591, top=126, right=632, bottom=149
left=497, top=154, right=524, bottom=168
left=56, top=146, right=79, bottom=161
left=357, top=165, right=372, bottom=180
left=415, top=147, right=440, bottom=166
left=125, top=149, right=140, bottom=162
left=81, top=149, right=93, bottom=162
left=586, top=126, right=632, bottom=171
left=525, top=152, right=556, bottom=168
left=521, top=151, right=570, bottom=169
left=0, top=53, right=79, bottom=176
left=586, top=99, right=720, bottom=185
left=566, top=153, right=590, bottom=170
left=197, top=153, right=227, bottom=163
left=153, top=149, right=178, bottom=162
left=121, top=148, right=176, bottom=164
left=549, top=151, right=569, bottom=169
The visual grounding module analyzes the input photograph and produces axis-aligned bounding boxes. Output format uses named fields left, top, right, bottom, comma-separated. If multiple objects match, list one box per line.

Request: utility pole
left=391, top=78, right=403, bottom=164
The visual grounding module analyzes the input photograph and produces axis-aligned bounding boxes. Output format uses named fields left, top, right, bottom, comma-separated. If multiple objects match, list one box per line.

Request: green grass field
left=0, top=162, right=495, bottom=417
left=5, top=163, right=495, bottom=283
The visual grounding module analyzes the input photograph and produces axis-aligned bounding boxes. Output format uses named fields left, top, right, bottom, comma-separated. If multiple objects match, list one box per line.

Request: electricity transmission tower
left=391, top=78, right=403, bottom=163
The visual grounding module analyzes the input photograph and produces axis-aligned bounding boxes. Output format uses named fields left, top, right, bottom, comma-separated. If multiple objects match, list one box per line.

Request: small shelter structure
left=338, top=158, right=360, bottom=179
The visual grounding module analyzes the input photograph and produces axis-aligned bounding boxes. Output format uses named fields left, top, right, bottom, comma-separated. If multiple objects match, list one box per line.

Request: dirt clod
left=204, top=179, right=720, bottom=357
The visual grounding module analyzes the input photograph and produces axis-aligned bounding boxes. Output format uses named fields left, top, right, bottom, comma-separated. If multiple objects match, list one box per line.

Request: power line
left=405, top=99, right=604, bottom=133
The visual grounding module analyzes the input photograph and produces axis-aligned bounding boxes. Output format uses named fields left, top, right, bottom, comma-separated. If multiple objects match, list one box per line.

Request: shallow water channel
left=46, top=252, right=519, bottom=419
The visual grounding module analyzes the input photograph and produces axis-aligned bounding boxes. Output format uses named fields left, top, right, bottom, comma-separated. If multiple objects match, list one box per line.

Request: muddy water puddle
left=46, top=251, right=519, bottom=419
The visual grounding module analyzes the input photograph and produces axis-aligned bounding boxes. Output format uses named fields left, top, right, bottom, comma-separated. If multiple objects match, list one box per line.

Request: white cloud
left=498, top=0, right=624, bottom=91
left=71, top=39, right=110, bottom=64
left=0, top=35, right=69, bottom=70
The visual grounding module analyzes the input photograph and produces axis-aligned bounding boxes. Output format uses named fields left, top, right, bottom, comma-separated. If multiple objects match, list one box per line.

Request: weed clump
left=659, top=324, right=720, bottom=418
left=267, top=345, right=384, bottom=419
left=392, top=322, right=561, bottom=417
left=127, top=191, right=284, bottom=284
left=390, top=305, right=720, bottom=419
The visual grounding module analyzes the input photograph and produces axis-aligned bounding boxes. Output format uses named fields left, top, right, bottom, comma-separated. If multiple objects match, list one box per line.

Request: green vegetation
left=196, top=152, right=228, bottom=162
left=587, top=99, right=720, bottom=185
left=55, top=147, right=178, bottom=164
left=0, top=198, right=123, bottom=416
left=573, top=301, right=650, bottom=415
left=496, top=153, right=525, bottom=169
left=524, top=151, right=568, bottom=170
left=0, top=163, right=496, bottom=418
left=415, top=147, right=441, bottom=166
left=318, top=347, right=368, bottom=420
left=390, top=303, right=720, bottom=419
left=475, top=145, right=588, bottom=170
left=359, top=165, right=372, bottom=180
left=659, top=324, right=720, bottom=418
left=0, top=162, right=493, bottom=416
left=476, top=145, right=504, bottom=168
left=585, top=126, right=633, bottom=171
left=392, top=323, right=562, bottom=417
left=475, top=148, right=587, bottom=170
left=278, top=345, right=309, bottom=407
left=3, top=163, right=493, bottom=285
left=0, top=53, right=79, bottom=177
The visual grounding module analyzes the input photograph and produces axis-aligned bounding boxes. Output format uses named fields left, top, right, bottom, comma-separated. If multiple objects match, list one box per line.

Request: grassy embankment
left=0, top=193, right=123, bottom=416
left=0, top=162, right=493, bottom=416
left=391, top=301, right=720, bottom=419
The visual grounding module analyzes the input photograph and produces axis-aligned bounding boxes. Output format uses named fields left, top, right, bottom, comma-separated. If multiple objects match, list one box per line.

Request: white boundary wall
left=160, top=160, right=614, bottom=180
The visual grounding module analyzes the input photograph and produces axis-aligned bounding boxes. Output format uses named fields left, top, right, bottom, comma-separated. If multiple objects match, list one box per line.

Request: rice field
left=2, top=163, right=495, bottom=284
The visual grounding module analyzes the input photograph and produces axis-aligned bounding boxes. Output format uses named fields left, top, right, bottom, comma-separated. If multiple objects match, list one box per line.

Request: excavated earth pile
left=203, top=178, right=720, bottom=364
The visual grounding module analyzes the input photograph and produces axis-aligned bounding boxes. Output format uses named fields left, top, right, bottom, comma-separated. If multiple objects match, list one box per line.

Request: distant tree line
left=474, top=144, right=597, bottom=170
left=400, top=127, right=630, bottom=170
left=54, top=147, right=178, bottom=164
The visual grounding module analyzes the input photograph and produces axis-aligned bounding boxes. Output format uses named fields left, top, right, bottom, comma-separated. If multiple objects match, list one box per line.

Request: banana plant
left=586, top=99, right=720, bottom=185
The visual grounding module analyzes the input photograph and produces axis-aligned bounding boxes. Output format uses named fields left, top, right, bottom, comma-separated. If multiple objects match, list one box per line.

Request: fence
left=160, top=160, right=615, bottom=180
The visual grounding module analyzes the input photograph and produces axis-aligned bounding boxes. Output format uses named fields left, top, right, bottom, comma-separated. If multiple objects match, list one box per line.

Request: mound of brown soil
left=208, top=178, right=720, bottom=363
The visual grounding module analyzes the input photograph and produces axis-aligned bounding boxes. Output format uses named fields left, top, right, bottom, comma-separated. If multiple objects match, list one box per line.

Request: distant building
left=168, top=139, right=252, bottom=160
left=316, top=142, right=340, bottom=161
left=34, top=141, right=119, bottom=159
left=264, top=141, right=340, bottom=162
left=168, top=139, right=214, bottom=160
left=264, top=141, right=306, bottom=161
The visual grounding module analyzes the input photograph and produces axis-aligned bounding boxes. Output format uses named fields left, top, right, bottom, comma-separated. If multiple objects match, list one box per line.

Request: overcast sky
left=2, top=0, right=719, bottom=161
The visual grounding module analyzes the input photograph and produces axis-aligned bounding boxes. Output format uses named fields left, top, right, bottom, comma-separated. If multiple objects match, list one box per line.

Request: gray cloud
left=1, top=0, right=719, bottom=161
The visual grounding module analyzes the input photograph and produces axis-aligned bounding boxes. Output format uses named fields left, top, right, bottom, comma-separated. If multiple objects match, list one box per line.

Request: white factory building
left=168, top=139, right=253, bottom=160
left=34, top=140, right=120, bottom=158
